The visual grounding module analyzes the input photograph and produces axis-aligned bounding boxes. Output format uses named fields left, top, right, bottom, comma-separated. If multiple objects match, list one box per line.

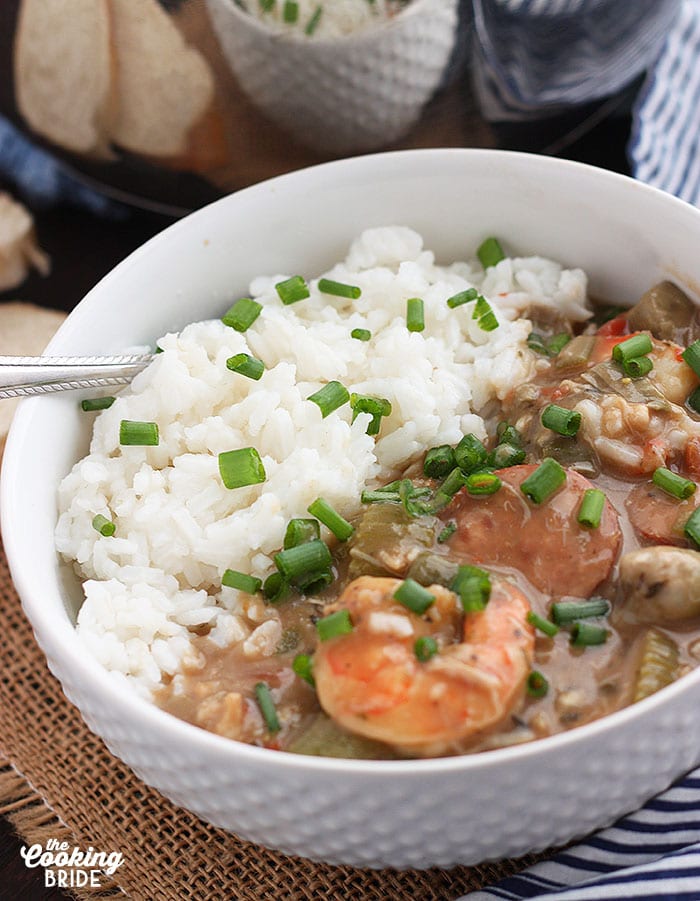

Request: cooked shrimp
left=313, top=575, right=535, bottom=757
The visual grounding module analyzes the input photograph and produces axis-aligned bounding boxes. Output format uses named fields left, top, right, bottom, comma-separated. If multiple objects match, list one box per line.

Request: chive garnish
left=283, top=0, right=298, bottom=22
left=222, top=569, right=262, bottom=594
left=551, top=598, right=610, bottom=625
left=454, top=434, right=488, bottom=473
left=526, top=611, right=559, bottom=638
left=292, top=654, right=315, bottom=686
left=255, top=682, right=280, bottom=733
left=477, top=237, right=505, bottom=269
left=622, top=355, right=653, bottom=378
left=577, top=488, right=606, bottom=528
left=305, top=4, right=322, bottom=34
left=612, top=333, right=653, bottom=364
left=446, top=287, right=478, bottom=309
left=526, top=670, right=549, bottom=698
left=685, top=507, right=700, bottom=546
left=283, top=518, right=320, bottom=549
left=92, top=514, right=115, bottom=537
left=652, top=467, right=697, bottom=500
left=451, top=565, right=491, bottom=613
left=683, top=340, right=700, bottom=377
left=541, top=404, right=581, bottom=437
left=316, top=609, right=353, bottom=641
left=351, top=328, right=371, bottom=341
left=497, top=422, right=523, bottom=446
left=424, top=445, right=456, bottom=479
left=527, top=333, right=571, bottom=357
left=222, top=297, right=262, bottom=332
left=414, top=636, right=438, bottom=662
left=218, top=447, right=266, bottom=489
left=437, top=521, right=457, bottom=543
left=431, top=467, right=467, bottom=510
left=263, top=571, right=290, bottom=604
left=119, top=420, right=159, bottom=446
left=276, top=275, right=309, bottom=305
left=275, top=539, right=332, bottom=581
left=393, top=578, right=435, bottom=615
left=472, top=295, right=499, bottom=331
left=259, top=0, right=275, bottom=11
left=547, top=333, right=572, bottom=355
left=307, top=497, right=354, bottom=541
left=296, top=569, right=334, bottom=595
left=307, top=381, right=350, bottom=418
left=570, top=622, right=609, bottom=647
left=318, top=278, right=361, bottom=299
left=81, top=396, right=115, bottom=412
left=520, top=458, right=566, bottom=504
left=350, top=394, right=392, bottom=435
left=687, top=386, right=700, bottom=414
left=488, top=443, right=525, bottom=469
left=406, top=297, right=425, bottom=332
left=465, top=472, right=501, bottom=495
left=226, top=353, right=265, bottom=380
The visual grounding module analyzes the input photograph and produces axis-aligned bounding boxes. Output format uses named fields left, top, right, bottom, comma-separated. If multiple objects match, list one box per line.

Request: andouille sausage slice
left=625, top=481, right=700, bottom=546
left=443, top=465, right=621, bottom=597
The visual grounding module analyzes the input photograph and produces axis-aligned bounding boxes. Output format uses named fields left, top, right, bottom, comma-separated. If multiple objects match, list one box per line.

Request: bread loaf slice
left=14, top=0, right=115, bottom=156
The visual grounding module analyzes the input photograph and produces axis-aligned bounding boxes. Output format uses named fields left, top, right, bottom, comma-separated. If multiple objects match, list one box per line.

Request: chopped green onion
left=685, top=507, right=700, bottom=546
left=551, top=597, right=610, bottom=625
left=275, top=539, right=332, bottom=581
left=437, top=521, right=457, bottom=543
left=526, top=670, right=549, bottom=698
left=222, top=569, right=262, bottom=594
left=226, top=352, right=265, bottom=380
left=488, top=443, right=525, bottom=469
left=222, top=297, right=262, bottom=332
left=259, top=0, right=275, bottom=11
left=351, top=328, right=371, bottom=341
left=292, top=654, right=315, bottom=686
left=622, top=355, right=653, bottom=378
left=451, top=565, right=491, bottom=613
left=446, top=287, right=478, bottom=309
left=465, top=472, right=502, bottom=495
left=541, top=404, right=581, bottom=437
left=316, top=609, right=353, bottom=641
left=430, top=467, right=468, bottom=511
left=393, top=578, right=435, bottom=615
left=571, top=622, right=609, bottom=647
left=263, top=571, right=291, bottom=604
left=307, top=381, right=349, bottom=418
left=398, top=479, right=434, bottom=517
left=295, top=569, right=334, bottom=595
left=497, top=422, right=524, bottom=447
left=612, top=333, right=653, bottom=364
left=119, top=420, right=159, bottom=446
left=276, top=275, right=309, bottom=305
left=472, top=295, right=499, bottom=331
left=92, top=514, right=115, bottom=537
left=424, top=445, right=456, bottom=479
left=283, top=518, right=320, bottom=549
left=218, top=447, right=266, bottom=489
left=254, top=682, right=280, bottom=733
left=652, top=467, right=697, bottom=500
left=350, top=393, right=392, bottom=435
left=360, top=488, right=401, bottom=504
left=81, top=396, right=115, bottom=412
left=477, top=237, right=505, bottom=269
left=414, top=636, right=438, bottom=662
left=307, top=497, right=354, bottom=541
left=283, top=0, right=298, bottom=22
left=547, top=333, right=572, bottom=355
left=305, top=4, right=322, bottom=34
left=687, top=386, right=700, bottom=414
left=318, top=278, right=361, bottom=299
left=682, top=340, right=700, bottom=377
left=527, top=332, right=549, bottom=356
left=454, top=433, right=488, bottom=473
left=520, top=458, right=566, bottom=504
left=577, top=488, right=606, bottom=528
left=406, top=297, right=425, bottom=332
left=526, top=611, right=559, bottom=638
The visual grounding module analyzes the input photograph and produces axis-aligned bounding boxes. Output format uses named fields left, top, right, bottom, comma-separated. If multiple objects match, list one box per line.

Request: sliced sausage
left=625, top=482, right=700, bottom=546
left=444, top=464, right=621, bottom=597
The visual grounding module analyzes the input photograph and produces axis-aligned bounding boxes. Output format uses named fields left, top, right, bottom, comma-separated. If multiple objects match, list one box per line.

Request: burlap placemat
left=0, top=536, right=545, bottom=900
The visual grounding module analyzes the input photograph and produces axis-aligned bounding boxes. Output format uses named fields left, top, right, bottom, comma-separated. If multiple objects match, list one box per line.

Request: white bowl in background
left=3, top=149, right=700, bottom=870
left=205, top=0, right=462, bottom=154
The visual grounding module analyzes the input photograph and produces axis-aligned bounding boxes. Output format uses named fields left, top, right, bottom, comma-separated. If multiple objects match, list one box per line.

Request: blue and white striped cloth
left=463, top=3, right=700, bottom=897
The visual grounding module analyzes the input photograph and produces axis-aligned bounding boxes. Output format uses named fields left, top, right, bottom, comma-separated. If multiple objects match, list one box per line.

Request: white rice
left=237, top=0, right=409, bottom=38
left=55, top=226, right=590, bottom=696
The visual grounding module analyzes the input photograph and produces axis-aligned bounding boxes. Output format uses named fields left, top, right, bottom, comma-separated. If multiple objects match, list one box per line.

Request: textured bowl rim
left=5, top=146, right=700, bottom=778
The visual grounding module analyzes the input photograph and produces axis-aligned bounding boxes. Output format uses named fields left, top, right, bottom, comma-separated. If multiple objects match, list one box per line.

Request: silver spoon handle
left=0, top=354, right=154, bottom=399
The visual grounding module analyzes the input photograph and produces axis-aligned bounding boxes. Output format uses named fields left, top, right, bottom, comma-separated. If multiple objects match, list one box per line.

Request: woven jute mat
left=0, top=536, right=544, bottom=900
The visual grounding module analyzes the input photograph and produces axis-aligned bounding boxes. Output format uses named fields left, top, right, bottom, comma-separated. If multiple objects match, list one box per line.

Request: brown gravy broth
left=157, top=305, right=700, bottom=758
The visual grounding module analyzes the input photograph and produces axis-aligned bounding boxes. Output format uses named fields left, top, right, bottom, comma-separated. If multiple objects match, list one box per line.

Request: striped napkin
left=464, top=2, right=700, bottom=898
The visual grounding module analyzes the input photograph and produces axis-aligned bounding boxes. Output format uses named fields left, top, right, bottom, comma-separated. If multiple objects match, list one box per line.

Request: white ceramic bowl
left=4, top=149, right=700, bottom=870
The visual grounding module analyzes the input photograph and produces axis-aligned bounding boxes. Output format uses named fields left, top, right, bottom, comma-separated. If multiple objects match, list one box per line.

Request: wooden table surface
left=0, top=98, right=632, bottom=898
